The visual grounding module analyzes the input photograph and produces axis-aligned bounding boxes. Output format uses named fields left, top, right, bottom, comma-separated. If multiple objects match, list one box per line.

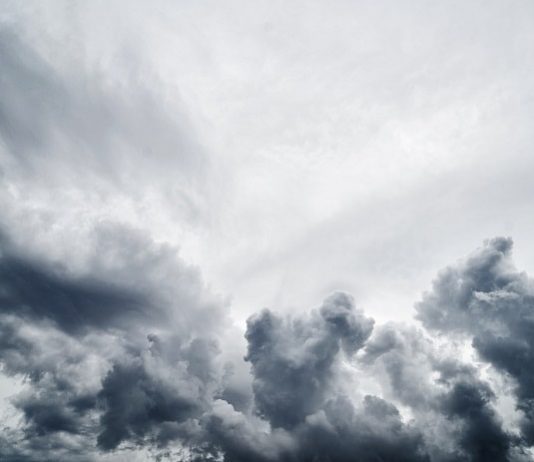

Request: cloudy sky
left=1, top=1, right=534, bottom=461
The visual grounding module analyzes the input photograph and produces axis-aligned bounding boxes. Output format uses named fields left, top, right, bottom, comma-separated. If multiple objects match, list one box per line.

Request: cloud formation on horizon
left=1, top=226, right=534, bottom=461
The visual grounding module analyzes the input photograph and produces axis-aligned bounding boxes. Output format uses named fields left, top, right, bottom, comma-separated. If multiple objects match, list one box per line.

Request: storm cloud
left=2, top=232, right=534, bottom=460
left=417, top=237, right=534, bottom=451
left=244, top=292, right=373, bottom=428
left=0, top=223, right=230, bottom=460
left=2, top=2, right=534, bottom=461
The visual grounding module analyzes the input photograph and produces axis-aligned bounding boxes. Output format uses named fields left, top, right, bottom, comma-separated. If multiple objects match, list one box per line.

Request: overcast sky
left=1, top=2, right=534, bottom=461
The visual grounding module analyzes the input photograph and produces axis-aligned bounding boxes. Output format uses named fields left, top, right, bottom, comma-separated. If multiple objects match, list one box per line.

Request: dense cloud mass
left=2, top=2, right=534, bottom=461
left=417, top=237, right=534, bottom=453
left=0, top=224, right=228, bottom=460
left=244, top=292, right=374, bottom=429
left=1, top=233, right=534, bottom=461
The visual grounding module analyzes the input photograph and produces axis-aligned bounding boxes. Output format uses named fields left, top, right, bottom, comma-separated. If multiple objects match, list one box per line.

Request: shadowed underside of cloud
left=0, top=251, right=149, bottom=334
left=417, top=236, right=534, bottom=451
left=1, top=228, right=534, bottom=461
left=244, top=292, right=374, bottom=429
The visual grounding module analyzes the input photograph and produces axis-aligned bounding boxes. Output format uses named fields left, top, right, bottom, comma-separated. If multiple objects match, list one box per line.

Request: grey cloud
left=97, top=358, right=200, bottom=450
left=96, top=335, right=223, bottom=452
left=0, top=224, right=230, bottom=460
left=362, top=322, right=519, bottom=461
left=16, top=393, right=82, bottom=436
left=439, top=380, right=511, bottom=462
left=362, top=323, right=437, bottom=410
left=417, top=237, right=534, bottom=447
left=288, top=394, right=430, bottom=462
left=201, top=399, right=294, bottom=462
left=2, top=3, right=533, bottom=461
left=0, top=316, right=35, bottom=377
left=203, top=394, right=430, bottom=462
left=416, top=237, right=517, bottom=333
left=2, top=232, right=534, bottom=461
left=244, top=292, right=373, bottom=429
left=241, top=293, right=431, bottom=462
left=0, top=314, right=104, bottom=454
left=0, top=28, right=204, bottom=174
left=0, top=26, right=209, bottom=228
left=0, top=250, right=150, bottom=335
left=0, top=223, right=226, bottom=339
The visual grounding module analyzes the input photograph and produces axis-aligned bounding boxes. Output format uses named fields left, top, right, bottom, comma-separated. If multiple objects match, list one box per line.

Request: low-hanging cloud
left=417, top=237, right=534, bottom=452
left=244, top=292, right=374, bottom=429
left=0, top=223, right=230, bottom=461
left=2, top=225, right=534, bottom=460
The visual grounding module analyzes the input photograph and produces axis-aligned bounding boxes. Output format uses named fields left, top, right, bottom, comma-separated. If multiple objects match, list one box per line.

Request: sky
left=1, top=1, right=534, bottom=461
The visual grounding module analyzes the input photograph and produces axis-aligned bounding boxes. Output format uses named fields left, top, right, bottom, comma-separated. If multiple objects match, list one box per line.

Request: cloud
left=361, top=320, right=522, bottom=461
left=0, top=27, right=206, bottom=185
left=0, top=249, right=149, bottom=335
left=0, top=23, right=216, bottom=258
left=3, top=232, right=534, bottom=460
left=293, top=394, right=429, bottom=462
left=417, top=237, right=534, bottom=449
left=0, top=223, right=232, bottom=460
left=438, top=380, right=510, bottom=462
left=0, top=223, right=224, bottom=337
left=1, top=1, right=534, bottom=460
left=97, top=357, right=200, bottom=450
left=244, top=292, right=373, bottom=429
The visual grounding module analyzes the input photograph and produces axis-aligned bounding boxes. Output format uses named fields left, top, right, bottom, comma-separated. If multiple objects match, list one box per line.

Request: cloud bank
left=1, top=228, right=534, bottom=461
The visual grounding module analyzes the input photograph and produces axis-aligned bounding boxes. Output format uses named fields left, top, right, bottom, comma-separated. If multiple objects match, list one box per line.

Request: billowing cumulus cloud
left=2, top=230, right=534, bottom=461
left=2, top=2, right=534, bottom=461
left=0, top=223, right=231, bottom=460
left=417, top=237, right=534, bottom=452
left=244, top=292, right=373, bottom=429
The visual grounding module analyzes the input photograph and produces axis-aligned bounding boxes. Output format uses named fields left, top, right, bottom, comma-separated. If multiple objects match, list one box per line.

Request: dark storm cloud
left=362, top=321, right=521, bottom=461
left=2, top=234, right=534, bottom=461
left=439, top=380, right=511, bottom=462
left=0, top=224, right=230, bottom=460
left=97, top=359, right=199, bottom=450
left=0, top=223, right=225, bottom=339
left=0, top=223, right=224, bottom=337
left=96, top=335, right=223, bottom=452
left=417, top=237, right=534, bottom=447
left=241, top=293, right=431, bottom=462
left=291, top=394, right=430, bottom=462
left=204, top=394, right=430, bottom=462
left=16, top=394, right=81, bottom=436
left=244, top=292, right=373, bottom=428
left=0, top=249, right=149, bottom=334
left=0, top=308, right=101, bottom=452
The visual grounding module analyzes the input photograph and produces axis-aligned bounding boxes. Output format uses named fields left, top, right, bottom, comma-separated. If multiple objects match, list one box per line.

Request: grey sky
left=1, top=1, right=534, bottom=460
left=2, top=1, right=534, bottom=325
